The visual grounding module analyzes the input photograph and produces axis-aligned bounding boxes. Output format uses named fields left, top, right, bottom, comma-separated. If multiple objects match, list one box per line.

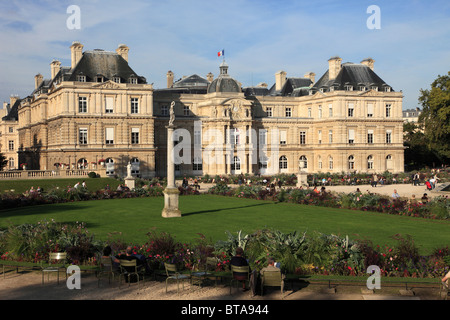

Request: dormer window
left=129, top=75, right=138, bottom=84
left=77, top=75, right=86, bottom=82
left=371, top=86, right=378, bottom=91
left=345, top=85, right=353, bottom=91
left=359, top=86, right=366, bottom=91
left=96, top=76, right=104, bottom=83
left=384, top=86, right=391, bottom=92
left=112, top=77, right=121, bottom=83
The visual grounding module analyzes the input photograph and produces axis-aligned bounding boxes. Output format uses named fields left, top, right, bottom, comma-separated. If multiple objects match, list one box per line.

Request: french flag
left=217, top=50, right=224, bottom=57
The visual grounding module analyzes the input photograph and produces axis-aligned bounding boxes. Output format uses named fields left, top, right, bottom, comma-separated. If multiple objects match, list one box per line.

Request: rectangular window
left=308, top=107, right=312, bottom=118
left=348, top=129, right=355, bottom=144
left=328, top=104, right=333, bottom=117
left=131, top=128, right=139, bottom=144
left=299, top=131, right=306, bottom=145
left=386, top=104, right=392, bottom=117
left=8, top=140, right=14, bottom=151
left=105, top=97, right=114, bottom=114
left=231, top=128, right=240, bottom=145
left=367, top=103, right=374, bottom=117
left=280, top=130, right=287, bottom=145
left=79, top=128, right=88, bottom=145
left=285, top=107, right=292, bottom=118
left=329, top=130, right=333, bottom=143
left=348, top=103, right=354, bottom=117
left=193, top=157, right=202, bottom=171
left=105, top=127, right=114, bottom=145
left=367, top=130, right=374, bottom=144
left=318, top=130, right=322, bottom=144
left=161, top=105, right=168, bottom=116
left=77, top=75, right=86, bottom=82
left=78, top=97, right=87, bottom=113
left=131, top=98, right=139, bottom=114
left=183, top=105, right=190, bottom=116
left=9, top=127, right=13, bottom=133
left=259, top=129, right=267, bottom=146
left=318, top=106, right=322, bottom=118
left=112, top=77, right=121, bottom=83
left=266, top=107, right=272, bottom=117
left=386, top=130, right=392, bottom=144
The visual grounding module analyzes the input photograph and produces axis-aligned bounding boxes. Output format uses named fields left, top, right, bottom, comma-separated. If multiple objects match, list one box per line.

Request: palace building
left=3, top=42, right=404, bottom=177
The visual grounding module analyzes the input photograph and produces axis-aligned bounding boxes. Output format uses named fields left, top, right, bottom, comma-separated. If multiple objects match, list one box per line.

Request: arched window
left=386, top=155, right=393, bottom=170
left=77, top=158, right=87, bottom=169
left=8, top=157, right=14, bottom=169
left=106, top=158, right=114, bottom=175
left=131, top=157, right=140, bottom=175
left=328, top=156, right=333, bottom=170
left=231, top=156, right=241, bottom=171
left=367, top=155, right=374, bottom=169
left=348, top=155, right=355, bottom=170
left=279, top=156, right=288, bottom=170
left=299, top=155, right=308, bottom=169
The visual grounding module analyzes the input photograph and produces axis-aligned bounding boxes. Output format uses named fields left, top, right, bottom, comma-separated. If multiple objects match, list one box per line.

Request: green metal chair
left=119, top=259, right=145, bottom=287
left=440, top=280, right=449, bottom=300
left=41, top=252, right=67, bottom=285
left=261, top=269, right=285, bottom=298
left=230, top=265, right=250, bottom=294
left=97, top=257, right=117, bottom=287
left=164, top=262, right=190, bottom=294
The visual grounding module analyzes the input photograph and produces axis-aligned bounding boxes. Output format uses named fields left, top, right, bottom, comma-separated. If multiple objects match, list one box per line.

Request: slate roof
left=66, top=50, right=146, bottom=84
left=268, top=77, right=313, bottom=96
left=2, top=98, right=20, bottom=121
left=312, top=62, right=392, bottom=92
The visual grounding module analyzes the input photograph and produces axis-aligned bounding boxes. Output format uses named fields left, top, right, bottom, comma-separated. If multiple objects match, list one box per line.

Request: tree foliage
left=0, top=154, right=8, bottom=171
left=418, top=71, right=450, bottom=162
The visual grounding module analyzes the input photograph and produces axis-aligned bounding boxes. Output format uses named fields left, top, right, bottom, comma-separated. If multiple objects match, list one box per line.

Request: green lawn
left=1, top=194, right=448, bottom=255
left=0, top=177, right=121, bottom=194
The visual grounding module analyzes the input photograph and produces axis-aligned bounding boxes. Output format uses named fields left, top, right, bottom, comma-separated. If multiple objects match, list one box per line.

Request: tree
left=403, top=122, right=440, bottom=170
left=418, top=72, right=450, bottom=164
left=0, top=154, right=8, bottom=171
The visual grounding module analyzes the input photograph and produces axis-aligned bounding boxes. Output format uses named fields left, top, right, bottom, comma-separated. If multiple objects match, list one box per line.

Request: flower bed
left=1, top=221, right=448, bottom=279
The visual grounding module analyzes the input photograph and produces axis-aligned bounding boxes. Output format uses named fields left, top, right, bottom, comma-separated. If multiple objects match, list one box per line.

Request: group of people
left=101, top=245, right=148, bottom=282
left=230, top=247, right=284, bottom=294
left=181, top=177, right=200, bottom=190
left=73, top=181, right=87, bottom=189
left=413, top=172, right=440, bottom=190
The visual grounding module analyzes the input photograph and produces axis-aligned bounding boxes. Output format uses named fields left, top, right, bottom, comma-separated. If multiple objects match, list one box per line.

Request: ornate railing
left=0, top=169, right=106, bottom=180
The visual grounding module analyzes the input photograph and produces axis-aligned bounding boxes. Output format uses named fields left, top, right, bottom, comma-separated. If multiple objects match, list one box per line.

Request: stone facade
left=2, top=42, right=404, bottom=177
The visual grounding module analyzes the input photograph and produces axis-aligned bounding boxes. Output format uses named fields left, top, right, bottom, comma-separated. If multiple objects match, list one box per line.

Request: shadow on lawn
left=182, top=202, right=272, bottom=217
left=0, top=203, right=85, bottom=220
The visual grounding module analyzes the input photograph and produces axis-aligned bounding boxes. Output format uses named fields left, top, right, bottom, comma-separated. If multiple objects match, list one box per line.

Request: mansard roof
left=268, top=77, right=313, bottom=96
left=2, top=98, right=20, bottom=121
left=66, top=50, right=146, bottom=83
left=173, top=74, right=209, bottom=89
left=313, top=63, right=392, bottom=91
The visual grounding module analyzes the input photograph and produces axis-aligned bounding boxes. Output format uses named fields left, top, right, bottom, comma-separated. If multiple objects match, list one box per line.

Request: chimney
left=328, top=56, right=342, bottom=80
left=70, top=41, right=84, bottom=69
left=166, top=70, right=174, bottom=88
left=34, top=74, right=43, bottom=89
left=304, top=72, right=316, bottom=84
left=207, top=72, right=214, bottom=82
left=275, top=70, right=287, bottom=91
left=10, top=95, right=19, bottom=107
left=50, top=60, right=61, bottom=79
left=116, top=44, right=130, bottom=62
left=361, top=58, right=375, bottom=71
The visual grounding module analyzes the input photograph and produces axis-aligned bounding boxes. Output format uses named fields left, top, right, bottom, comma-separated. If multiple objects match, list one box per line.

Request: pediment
left=92, top=81, right=123, bottom=89
left=359, top=89, right=380, bottom=96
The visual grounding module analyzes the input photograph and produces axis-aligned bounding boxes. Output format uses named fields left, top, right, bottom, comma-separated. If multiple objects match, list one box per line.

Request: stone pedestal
left=297, top=171, right=308, bottom=188
left=124, top=177, right=136, bottom=190
left=162, top=124, right=181, bottom=218
left=162, top=187, right=181, bottom=218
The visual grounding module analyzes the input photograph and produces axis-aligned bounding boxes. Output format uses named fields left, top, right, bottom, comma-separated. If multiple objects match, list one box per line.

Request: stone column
left=162, top=124, right=181, bottom=218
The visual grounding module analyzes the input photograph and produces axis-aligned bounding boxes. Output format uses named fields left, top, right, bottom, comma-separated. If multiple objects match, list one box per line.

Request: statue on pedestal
left=169, top=101, right=175, bottom=126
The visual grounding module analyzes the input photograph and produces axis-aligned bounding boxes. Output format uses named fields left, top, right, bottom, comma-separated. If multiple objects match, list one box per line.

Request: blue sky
left=0, top=0, right=449, bottom=109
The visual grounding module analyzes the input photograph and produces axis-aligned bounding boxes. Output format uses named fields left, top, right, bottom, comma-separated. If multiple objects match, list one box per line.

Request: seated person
left=117, top=246, right=145, bottom=281
left=260, top=257, right=285, bottom=279
left=230, top=247, right=250, bottom=291
left=101, top=245, right=120, bottom=271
